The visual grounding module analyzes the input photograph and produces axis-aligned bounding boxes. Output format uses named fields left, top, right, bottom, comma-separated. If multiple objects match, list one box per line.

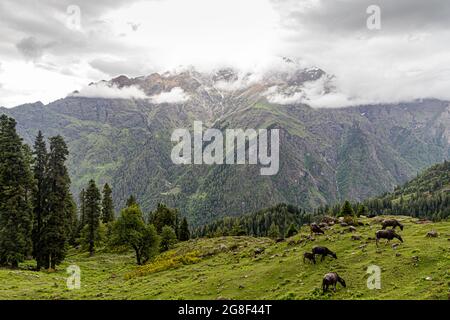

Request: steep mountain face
left=1, top=65, right=449, bottom=226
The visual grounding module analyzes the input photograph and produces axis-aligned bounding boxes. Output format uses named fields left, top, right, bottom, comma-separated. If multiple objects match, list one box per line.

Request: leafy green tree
left=0, top=115, right=34, bottom=268
left=160, top=226, right=177, bottom=252
left=148, top=203, right=179, bottom=233
left=40, top=135, right=73, bottom=269
left=83, top=179, right=101, bottom=256
left=101, top=183, right=115, bottom=223
left=268, top=222, right=280, bottom=239
left=285, top=223, right=298, bottom=238
left=178, top=217, right=190, bottom=241
left=31, top=131, right=47, bottom=269
left=111, top=205, right=159, bottom=265
left=340, top=200, right=354, bottom=217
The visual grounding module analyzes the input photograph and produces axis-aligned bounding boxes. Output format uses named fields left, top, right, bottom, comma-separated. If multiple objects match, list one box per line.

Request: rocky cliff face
left=1, top=65, right=449, bottom=225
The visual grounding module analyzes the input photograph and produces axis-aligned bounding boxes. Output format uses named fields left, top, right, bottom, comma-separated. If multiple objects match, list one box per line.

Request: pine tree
left=285, top=223, right=298, bottom=238
left=83, top=179, right=101, bottom=256
left=101, top=183, right=115, bottom=223
left=0, top=115, right=34, bottom=268
left=160, top=226, right=177, bottom=252
left=79, top=189, right=86, bottom=226
left=268, top=222, right=280, bottom=239
left=357, top=204, right=368, bottom=217
left=178, top=217, right=190, bottom=241
left=231, top=220, right=246, bottom=236
left=126, top=195, right=137, bottom=207
left=66, top=196, right=78, bottom=245
left=41, top=135, right=72, bottom=269
left=31, top=131, right=47, bottom=269
left=340, top=200, right=354, bottom=217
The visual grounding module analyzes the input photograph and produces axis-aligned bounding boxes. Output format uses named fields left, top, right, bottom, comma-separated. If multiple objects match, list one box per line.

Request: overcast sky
left=1, top=0, right=450, bottom=107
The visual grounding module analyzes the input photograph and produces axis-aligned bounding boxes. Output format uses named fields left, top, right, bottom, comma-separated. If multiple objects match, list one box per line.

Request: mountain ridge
left=1, top=65, right=449, bottom=225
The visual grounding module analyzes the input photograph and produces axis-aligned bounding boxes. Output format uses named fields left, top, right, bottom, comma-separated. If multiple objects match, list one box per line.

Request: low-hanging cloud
left=149, top=87, right=189, bottom=104
left=71, top=82, right=148, bottom=99
left=270, top=0, right=450, bottom=107
left=1, top=0, right=450, bottom=107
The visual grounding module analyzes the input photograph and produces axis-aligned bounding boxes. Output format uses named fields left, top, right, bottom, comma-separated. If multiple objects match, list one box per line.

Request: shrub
left=160, top=226, right=178, bottom=252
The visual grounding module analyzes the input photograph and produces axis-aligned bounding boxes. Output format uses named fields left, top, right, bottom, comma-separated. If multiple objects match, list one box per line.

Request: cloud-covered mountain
left=2, top=65, right=449, bottom=226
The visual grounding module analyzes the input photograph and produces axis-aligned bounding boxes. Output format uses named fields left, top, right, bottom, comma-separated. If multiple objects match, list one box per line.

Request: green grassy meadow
left=0, top=216, right=449, bottom=300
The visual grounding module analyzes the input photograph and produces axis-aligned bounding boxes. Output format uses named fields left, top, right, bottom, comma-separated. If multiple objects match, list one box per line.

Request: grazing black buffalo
left=375, top=229, right=403, bottom=246
left=381, top=219, right=404, bottom=230
left=312, top=246, right=337, bottom=261
left=322, top=272, right=346, bottom=293
left=303, top=252, right=316, bottom=264
left=310, top=223, right=325, bottom=235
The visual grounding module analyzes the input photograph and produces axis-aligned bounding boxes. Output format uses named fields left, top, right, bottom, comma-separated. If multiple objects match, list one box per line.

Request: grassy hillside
left=1, top=216, right=448, bottom=300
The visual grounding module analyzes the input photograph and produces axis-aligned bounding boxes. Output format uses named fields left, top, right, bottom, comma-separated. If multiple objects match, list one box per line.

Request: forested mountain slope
left=363, top=161, right=450, bottom=220
left=1, top=66, right=449, bottom=225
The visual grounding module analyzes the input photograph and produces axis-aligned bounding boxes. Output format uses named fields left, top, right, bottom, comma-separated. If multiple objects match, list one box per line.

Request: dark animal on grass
left=322, top=272, right=346, bottom=293
left=310, top=223, right=325, bottom=235
left=303, top=252, right=316, bottom=264
left=426, top=230, right=438, bottom=238
left=375, top=229, right=403, bottom=247
left=381, top=219, right=404, bottom=231
left=312, top=246, right=337, bottom=261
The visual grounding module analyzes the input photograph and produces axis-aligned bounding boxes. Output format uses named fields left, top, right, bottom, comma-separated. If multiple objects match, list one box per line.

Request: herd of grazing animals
left=303, top=218, right=405, bottom=293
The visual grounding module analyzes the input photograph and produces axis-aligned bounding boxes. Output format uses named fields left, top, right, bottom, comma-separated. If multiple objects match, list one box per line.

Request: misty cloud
left=150, top=87, right=189, bottom=104
left=1, top=0, right=450, bottom=107
left=270, top=0, right=450, bottom=107
left=274, top=0, right=450, bottom=35
left=89, top=58, right=153, bottom=78
left=16, top=36, right=46, bottom=60
left=72, top=82, right=148, bottom=100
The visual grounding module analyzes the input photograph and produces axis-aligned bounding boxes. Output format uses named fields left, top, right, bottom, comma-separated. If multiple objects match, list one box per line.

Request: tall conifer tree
left=84, top=179, right=101, bottom=255
left=79, top=189, right=86, bottom=226
left=101, top=183, right=115, bottom=223
left=178, top=217, right=190, bottom=241
left=0, top=115, right=34, bottom=268
left=41, top=135, right=72, bottom=269
left=31, top=131, right=48, bottom=269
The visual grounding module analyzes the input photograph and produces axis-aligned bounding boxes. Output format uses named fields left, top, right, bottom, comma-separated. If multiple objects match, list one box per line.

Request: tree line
left=0, top=115, right=190, bottom=269
left=194, top=192, right=449, bottom=239
left=192, top=202, right=363, bottom=239
left=193, top=203, right=314, bottom=239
